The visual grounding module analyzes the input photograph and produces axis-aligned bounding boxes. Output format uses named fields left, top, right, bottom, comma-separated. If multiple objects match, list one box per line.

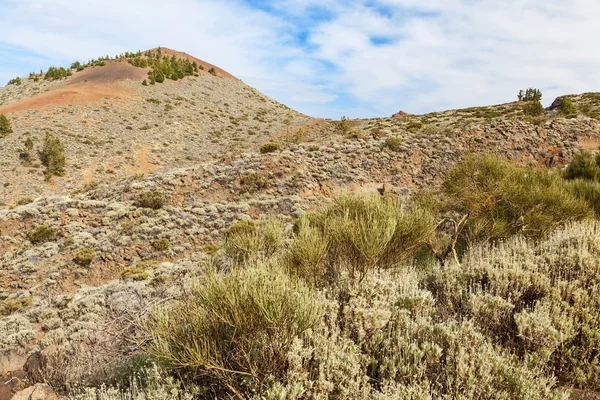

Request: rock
left=10, top=383, right=58, bottom=400
left=392, top=110, right=410, bottom=118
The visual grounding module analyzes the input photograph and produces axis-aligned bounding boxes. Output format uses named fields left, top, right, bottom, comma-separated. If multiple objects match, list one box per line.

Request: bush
left=222, top=220, right=282, bottom=263
left=240, top=173, right=268, bottom=194
left=208, top=67, right=217, bottom=76
left=439, top=155, right=592, bottom=245
left=563, top=151, right=600, bottom=181
left=19, top=137, right=34, bottom=163
left=425, top=221, right=600, bottom=390
left=8, top=77, right=21, bottom=86
left=134, top=190, right=166, bottom=209
left=518, top=87, right=542, bottom=102
left=144, top=264, right=321, bottom=396
left=151, top=239, right=171, bottom=251
left=39, top=133, right=66, bottom=180
left=27, top=225, right=56, bottom=244
left=384, top=137, right=403, bottom=152
left=0, top=297, right=32, bottom=316
left=259, top=142, right=280, bottom=153
left=288, top=193, right=435, bottom=285
left=524, top=100, right=544, bottom=116
left=44, top=66, right=72, bottom=81
left=74, top=248, right=95, bottom=266
left=559, top=97, right=577, bottom=118
left=0, top=114, right=12, bottom=137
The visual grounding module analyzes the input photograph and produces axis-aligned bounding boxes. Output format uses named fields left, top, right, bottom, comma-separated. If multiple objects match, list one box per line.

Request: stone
left=10, top=383, right=58, bottom=400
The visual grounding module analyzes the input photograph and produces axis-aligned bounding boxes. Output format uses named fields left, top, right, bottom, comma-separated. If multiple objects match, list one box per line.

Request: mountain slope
left=0, top=48, right=310, bottom=205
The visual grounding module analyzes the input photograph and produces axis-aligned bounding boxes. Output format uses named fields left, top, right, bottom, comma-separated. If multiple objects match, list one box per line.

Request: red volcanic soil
left=0, top=62, right=144, bottom=114
left=0, top=48, right=236, bottom=114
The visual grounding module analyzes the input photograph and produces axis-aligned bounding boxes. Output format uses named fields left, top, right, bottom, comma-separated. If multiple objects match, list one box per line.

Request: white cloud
left=1, top=0, right=600, bottom=117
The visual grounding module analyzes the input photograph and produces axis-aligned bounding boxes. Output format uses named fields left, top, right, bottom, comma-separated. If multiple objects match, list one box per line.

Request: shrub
left=39, top=133, right=66, bottom=180
left=208, top=67, right=217, bottom=76
left=336, top=116, right=353, bottom=135
left=288, top=193, right=435, bottom=285
left=0, top=297, right=32, bottom=316
left=19, top=137, right=34, bottom=163
left=384, top=137, right=403, bottom=152
left=74, top=248, right=95, bottom=266
left=44, top=66, right=72, bottom=81
left=222, top=220, right=282, bottom=263
left=134, top=190, right=166, bottom=209
left=563, top=151, right=600, bottom=181
left=425, top=221, right=600, bottom=390
left=559, top=97, right=577, bottom=118
left=0, top=114, right=12, bottom=137
left=259, top=142, right=280, bottom=153
left=439, top=155, right=592, bottom=245
left=240, top=173, right=268, bottom=194
left=151, top=239, right=171, bottom=251
left=16, top=197, right=33, bottom=206
left=121, top=265, right=150, bottom=281
left=518, top=87, right=542, bottom=102
left=523, top=100, right=544, bottom=116
left=144, top=264, right=321, bottom=397
left=27, top=225, right=56, bottom=244
left=8, top=77, right=21, bottom=86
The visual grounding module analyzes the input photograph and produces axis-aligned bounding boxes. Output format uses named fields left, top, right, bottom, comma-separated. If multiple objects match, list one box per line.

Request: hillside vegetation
left=0, top=53, right=600, bottom=399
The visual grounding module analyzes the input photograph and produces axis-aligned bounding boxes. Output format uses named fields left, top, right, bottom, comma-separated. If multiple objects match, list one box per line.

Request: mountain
left=0, top=48, right=310, bottom=205
left=1, top=49, right=600, bottom=399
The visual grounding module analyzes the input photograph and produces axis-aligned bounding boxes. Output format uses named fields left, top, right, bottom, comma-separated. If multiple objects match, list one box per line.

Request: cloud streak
left=1, top=0, right=600, bottom=118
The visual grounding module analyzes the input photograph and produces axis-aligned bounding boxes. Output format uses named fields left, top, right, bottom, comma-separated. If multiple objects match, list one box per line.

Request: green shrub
left=7, top=77, right=21, bottom=86
left=151, top=238, right=171, bottom=251
left=16, top=197, right=33, bottom=206
left=27, top=225, right=56, bottom=244
left=384, top=137, right=402, bottom=152
left=559, top=97, right=577, bottom=118
left=336, top=116, right=353, bottom=135
left=19, top=137, right=34, bottom=163
left=0, top=297, right=32, bottom=316
left=74, top=248, right=95, bottom=266
left=518, top=88, right=542, bottom=102
left=288, top=193, right=435, bottom=285
left=121, top=265, right=150, bottom=281
left=208, top=67, right=217, bottom=76
left=259, top=142, right=280, bottom=153
left=134, top=190, right=166, bottom=209
left=563, top=151, right=600, bottom=181
left=0, top=114, right=12, bottom=137
left=39, top=133, right=66, bottom=180
left=144, top=264, right=321, bottom=396
left=240, top=173, right=269, bottom=194
left=439, top=155, right=592, bottom=245
left=44, top=66, right=72, bottom=81
left=222, top=220, right=282, bottom=263
left=524, top=100, right=544, bottom=116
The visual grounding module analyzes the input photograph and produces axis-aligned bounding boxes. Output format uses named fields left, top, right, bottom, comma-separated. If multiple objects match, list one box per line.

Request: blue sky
left=1, top=0, right=600, bottom=118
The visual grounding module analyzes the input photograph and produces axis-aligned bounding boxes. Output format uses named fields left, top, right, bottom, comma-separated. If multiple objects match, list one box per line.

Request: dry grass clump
left=144, top=263, right=321, bottom=397
left=286, top=193, right=434, bottom=285
left=222, top=219, right=282, bottom=263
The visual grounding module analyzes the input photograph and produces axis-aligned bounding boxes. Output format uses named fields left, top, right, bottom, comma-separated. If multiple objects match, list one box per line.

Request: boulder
left=10, top=384, right=58, bottom=400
